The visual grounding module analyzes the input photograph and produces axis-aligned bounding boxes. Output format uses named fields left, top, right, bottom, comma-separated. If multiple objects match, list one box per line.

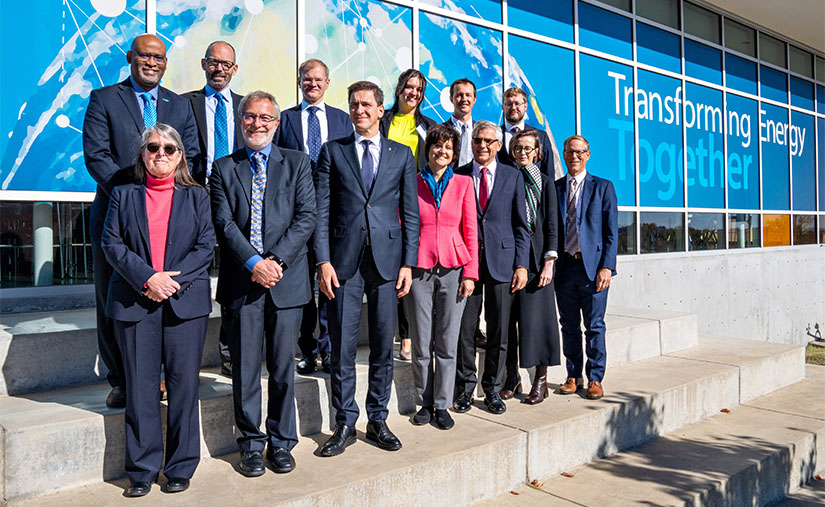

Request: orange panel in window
left=763, top=214, right=791, bottom=247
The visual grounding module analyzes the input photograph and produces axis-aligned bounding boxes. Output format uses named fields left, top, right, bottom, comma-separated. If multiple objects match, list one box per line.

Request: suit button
left=367, top=204, right=371, bottom=208
left=361, top=226, right=367, bottom=230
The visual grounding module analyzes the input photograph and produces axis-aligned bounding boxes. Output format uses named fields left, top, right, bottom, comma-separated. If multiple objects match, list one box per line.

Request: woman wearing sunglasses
left=101, top=124, right=215, bottom=497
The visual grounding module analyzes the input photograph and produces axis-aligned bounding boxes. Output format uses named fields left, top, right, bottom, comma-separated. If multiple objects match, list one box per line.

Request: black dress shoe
left=319, top=424, right=356, bottom=457
left=220, top=362, right=232, bottom=378
left=453, top=392, right=473, bottom=413
left=412, top=406, right=432, bottom=425
left=321, top=354, right=331, bottom=373
left=106, top=386, right=126, bottom=409
left=484, top=392, right=507, bottom=414
left=238, top=450, right=265, bottom=477
left=433, top=409, right=454, bottom=430
left=164, top=477, right=189, bottom=493
left=296, top=355, right=316, bottom=374
left=125, top=481, right=151, bottom=497
left=474, top=329, right=487, bottom=348
left=266, top=447, right=296, bottom=473
left=365, top=420, right=402, bottom=451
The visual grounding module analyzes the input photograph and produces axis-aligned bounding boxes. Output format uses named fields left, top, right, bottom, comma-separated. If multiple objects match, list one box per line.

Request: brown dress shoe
left=524, top=366, right=548, bottom=405
left=559, top=377, right=583, bottom=395
left=586, top=381, right=604, bottom=400
left=499, top=373, right=522, bottom=400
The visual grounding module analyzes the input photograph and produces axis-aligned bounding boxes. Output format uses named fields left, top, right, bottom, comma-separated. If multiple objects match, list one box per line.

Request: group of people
left=82, top=35, right=618, bottom=497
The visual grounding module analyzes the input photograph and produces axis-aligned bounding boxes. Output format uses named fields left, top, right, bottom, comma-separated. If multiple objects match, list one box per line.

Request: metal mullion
left=502, top=0, right=509, bottom=89
left=412, top=2, right=419, bottom=68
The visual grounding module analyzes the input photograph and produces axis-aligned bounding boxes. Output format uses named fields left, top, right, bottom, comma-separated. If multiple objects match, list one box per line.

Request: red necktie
left=479, top=166, right=490, bottom=213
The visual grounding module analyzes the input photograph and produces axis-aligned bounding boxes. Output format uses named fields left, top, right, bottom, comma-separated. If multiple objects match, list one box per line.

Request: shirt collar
left=504, top=120, right=525, bottom=133
left=301, top=100, right=327, bottom=113
left=205, top=84, right=232, bottom=102
left=567, top=170, right=587, bottom=186
left=130, top=75, right=159, bottom=100
left=245, top=143, right=272, bottom=162
left=472, top=159, right=497, bottom=176
left=354, top=131, right=381, bottom=147
left=450, top=115, right=472, bottom=129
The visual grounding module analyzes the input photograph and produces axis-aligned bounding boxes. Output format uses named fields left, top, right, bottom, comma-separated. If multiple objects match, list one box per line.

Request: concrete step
left=0, top=304, right=696, bottom=396
left=2, top=337, right=799, bottom=505
left=481, top=364, right=824, bottom=507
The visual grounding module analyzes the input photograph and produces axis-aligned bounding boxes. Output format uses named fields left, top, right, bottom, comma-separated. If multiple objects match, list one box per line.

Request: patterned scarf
left=520, top=163, right=542, bottom=230
left=421, top=165, right=454, bottom=210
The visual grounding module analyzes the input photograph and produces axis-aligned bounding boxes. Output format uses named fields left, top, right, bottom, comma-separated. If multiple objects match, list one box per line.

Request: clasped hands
left=145, top=271, right=181, bottom=302
left=251, top=258, right=283, bottom=288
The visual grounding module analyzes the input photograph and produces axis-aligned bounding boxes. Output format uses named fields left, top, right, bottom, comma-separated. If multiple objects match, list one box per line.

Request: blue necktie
left=361, top=140, right=375, bottom=192
left=214, top=94, right=229, bottom=161
left=306, top=106, right=322, bottom=164
left=250, top=152, right=266, bottom=254
left=142, top=92, right=156, bottom=128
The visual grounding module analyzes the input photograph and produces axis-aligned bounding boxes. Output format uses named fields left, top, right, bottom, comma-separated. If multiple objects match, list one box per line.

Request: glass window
left=819, top=118, right=825, bottom=210
left=509, top=0, right=573, bottom=42
left=726, top=93, right=760, bottom=210
left=640, top=212, right=685, bottom=253
left=790, top=76, right=815, bottom=110
left=728, top=213, right=761, bottom=248
left=688, top=213, right=725, bottom=250
left=760, top=65, right=788, bottom=103
left=788, top=46, right=813, bottom=78
left=635, top=0, right=679, bottom=29
left=817, top=56, right=825, bottom=83
left=684, top=2, right=720, bottom=44
left=791, top=112, right=816, bottom=211
left=419, top=0, right=501, bottom=23
left=617, top=211, right=637, bottom=254
left=636, top=22, right=681, bottom=74
left=820, top=216, right=825, bottom=243
left=593, top=0, right=631, bottom=12
left=724, top=19, right=755, bottom=57
left=638, top=70, right=683, bottom=207
left=793, top=215, right=817, bottom=244
left=685, top=39, right=722, bottom=85
left=725, top=53, right=757, bottom=95
left=685, top=83, right=724, bottom=208
left=763, top=214, right=791, bottom=246
left=760, top=103, right=790, bottom=210
left=818, top=85, right=825, bottom=114
left=759, top=33, right=786, bottom=68
left=578, top=2, right=633, bottom=60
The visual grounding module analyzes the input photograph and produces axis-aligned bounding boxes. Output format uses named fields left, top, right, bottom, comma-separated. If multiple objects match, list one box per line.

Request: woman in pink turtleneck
left=101, top=124, right=215, bottom=497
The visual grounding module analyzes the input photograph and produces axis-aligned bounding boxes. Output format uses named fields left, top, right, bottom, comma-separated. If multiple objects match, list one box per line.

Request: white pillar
left=33, top=202, right=53, bottom=286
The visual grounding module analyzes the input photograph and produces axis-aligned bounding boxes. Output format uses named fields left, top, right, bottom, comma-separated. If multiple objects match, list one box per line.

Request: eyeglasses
left=134, top=52, right=166, bottom=64
left=504, top=101, right=526, bottom=108
left=146, top=143, right=179, bottom=156
left=472, top=137, right=499, bottom=147
left=513, top=145, right=536, bottom=154
left=564, top=149, right=589, bottom=157
left=206, top=58, right=235, bottom=70
left=241, top=113, right=277, bottom=125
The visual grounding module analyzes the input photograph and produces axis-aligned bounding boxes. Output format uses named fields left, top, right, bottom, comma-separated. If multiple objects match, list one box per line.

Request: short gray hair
left=563, top=135, right=590, bottom=151
left=133, top=124, right=197, bottom=186
left=238, top=90, right=281, bottom=120
left=472, top=120, right=502, bottom=143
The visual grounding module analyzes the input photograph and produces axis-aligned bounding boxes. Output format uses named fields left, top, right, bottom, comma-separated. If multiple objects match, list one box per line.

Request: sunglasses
left=146, top=143, right=179, bottom=156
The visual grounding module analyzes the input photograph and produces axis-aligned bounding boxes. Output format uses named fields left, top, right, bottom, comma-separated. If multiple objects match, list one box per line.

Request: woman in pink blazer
left=405, top=124, right=478, bottom=430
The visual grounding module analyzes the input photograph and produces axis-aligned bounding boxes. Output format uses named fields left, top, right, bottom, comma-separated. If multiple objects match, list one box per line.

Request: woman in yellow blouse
left=380, top=69, right=438, bottom=361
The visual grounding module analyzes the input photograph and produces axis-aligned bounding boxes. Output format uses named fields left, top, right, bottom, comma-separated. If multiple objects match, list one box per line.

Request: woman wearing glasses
left=102, top=124, right=215, bottom=496
left=500, top=129, right=560, bottom=405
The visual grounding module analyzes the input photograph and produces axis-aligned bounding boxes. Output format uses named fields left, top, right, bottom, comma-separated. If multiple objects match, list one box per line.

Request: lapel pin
left=162, top=98, right=170, bottom=102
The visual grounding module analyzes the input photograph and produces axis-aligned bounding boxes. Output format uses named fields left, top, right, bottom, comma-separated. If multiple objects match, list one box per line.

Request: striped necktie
left=141, top=92, right=156, bottom=128
left=564, top=177, right=580, bottom=254
left=250, top=152, right=267, bottom=254
left=214, top=94, right=229, bottom=161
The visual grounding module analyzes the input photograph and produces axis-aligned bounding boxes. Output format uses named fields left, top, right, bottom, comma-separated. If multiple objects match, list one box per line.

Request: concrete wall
left=609, top=245, right=825, bottom=345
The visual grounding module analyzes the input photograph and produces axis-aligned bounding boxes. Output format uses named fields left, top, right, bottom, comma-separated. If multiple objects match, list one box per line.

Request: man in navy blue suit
left=555, top=135, right=618, bottom=400
left=83, top=34, right=199, bottom=408
left=497, top=87, right=557, bottom=178
left=276, top=59, right=353, bottom=376
left=314, top=81, right=419, bottom=457
left=453, top=121, right=530, bottom=415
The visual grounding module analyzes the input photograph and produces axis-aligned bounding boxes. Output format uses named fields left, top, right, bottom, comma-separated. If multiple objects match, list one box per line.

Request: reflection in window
left=684, top=2, right=720, bottom=44
left=728, top=214, right=761, bottom=248
left=724, top=19, right=755, bottom=57
left=617, top=211, right=636, bottom=255
left=688, top=213, right=724, bottom=250
left=817, top=56, right=825, bottom=83
left=820, top=216, right=825, bottom=244
left=419, top=0, right=501, bottom=22
left=793, top=215, right=817, bottom=245
left=759, top=33, right=786, bottom=68
left=640, top=212, right=685, bottom=253
left=635, top=0, right=679, bottom=29
left=763, top=214, right=791, bottom=247
left=789, top=46, right=813, bottom=78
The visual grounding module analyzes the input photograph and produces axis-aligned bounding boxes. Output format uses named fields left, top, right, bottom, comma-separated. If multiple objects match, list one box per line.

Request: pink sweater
left=145, top=173, right=175, bottom=272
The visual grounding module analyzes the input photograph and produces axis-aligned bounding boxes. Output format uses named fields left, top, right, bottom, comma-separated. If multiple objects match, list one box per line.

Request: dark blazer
left=518, top=172, right=558, bottom=273
left=275, top=103, right=353, bottom=154
left=555, top=172, right=618, bottom=280
left=182, top=87, right=245, bottom=184
left=83, top=78, right=200, bottom=237
left=101, top=183, right=215, bottom=322
left=498, top=124, right=555, bottom=178
left=314, top=134, right=419, bottom=282
left=379, top=112, right=437, bottom=169
left=455, top=162, right=531, bottom=283
left=210, top=145, right=317, bottom=310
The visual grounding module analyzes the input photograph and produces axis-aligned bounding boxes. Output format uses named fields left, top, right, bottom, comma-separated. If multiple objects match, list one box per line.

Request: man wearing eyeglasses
left=275, top=59, right=353, bottom=377
left=453, top=121, right=530, bottom=415
left=83, top=34, right=199, bottom=409
left=497, top=87, right=559, bottom=178
left=210, top=91, right=316, bottom=477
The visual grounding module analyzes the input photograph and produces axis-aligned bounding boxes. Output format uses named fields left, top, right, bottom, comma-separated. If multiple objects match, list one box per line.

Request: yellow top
left=387, top=113, right=419, bottom=166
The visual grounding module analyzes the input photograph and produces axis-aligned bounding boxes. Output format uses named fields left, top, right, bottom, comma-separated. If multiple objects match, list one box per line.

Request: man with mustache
left=496, top=87, right=557, bottom=178
left=83, top=34, right=199, bottom=409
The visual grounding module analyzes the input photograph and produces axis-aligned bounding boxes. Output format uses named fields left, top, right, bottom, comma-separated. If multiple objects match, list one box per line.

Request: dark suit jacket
left=379, top=112, right=437, bottom=169
left=275, top=103, right=353, bottom=156
left=455, top=162, right=530, bottom=283
left=521, top=173, right=558, bottom=274
left=182, top=87, right=244, bottom=184
left=101, top=183, right=215, bottom=322
left=497, top=123, right=555, bottom=178
left=83, top=78, right=200, bottom=238
left=210, top=145, right=316, bottom=310
left=314, top=134, right=419, bottom=282
left=555, top=172, right=618, bottom=280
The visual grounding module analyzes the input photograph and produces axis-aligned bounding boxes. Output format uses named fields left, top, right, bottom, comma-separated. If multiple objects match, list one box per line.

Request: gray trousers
left=406, top=266, right=467, bottom=410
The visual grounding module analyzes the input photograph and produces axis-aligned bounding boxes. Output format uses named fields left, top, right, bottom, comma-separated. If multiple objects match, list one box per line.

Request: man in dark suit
left=183, top=40, right=244, bottom=378
left=210, top=91, right=316, bottom=476
left=555, top=135, right=618, bottom=400
left=314, top=81, right=419, bottom=457
left=83, top=34, right=199, bottom=408
left=275, top=59, right=353, bottom=375
left=442, top=78, right=477, bottom=167
left=453, top=121, right=530, bottom=415
left=497, top=87, right=557, bottom=178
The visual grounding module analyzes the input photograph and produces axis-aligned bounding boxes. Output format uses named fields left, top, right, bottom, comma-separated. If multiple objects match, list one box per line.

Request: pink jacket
left=415, top=173, right=479, bottom=280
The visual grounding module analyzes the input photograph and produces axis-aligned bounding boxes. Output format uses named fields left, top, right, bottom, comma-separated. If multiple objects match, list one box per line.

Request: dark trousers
left=455, top=256, right=515, bottom=398
left=92, top=226, right=123, bottom=388
left=225, top=288, right=300, bottom=452
left=218, top=305, right=231, bottom=367
left=327, top=246, right=397, bottom=427
left=555, top=256, right=609, bottom=383
left=298, top=246, right=331, bottom=358
left=114, top=306, right=206, bottom=483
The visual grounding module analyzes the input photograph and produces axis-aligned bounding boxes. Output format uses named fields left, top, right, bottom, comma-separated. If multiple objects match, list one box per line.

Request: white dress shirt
left=354, top=131, right=381, bottom=176
left=471, top=159, right=497, bottom=202
left=300, top=100, right=329, bottom=154
left=204, top=85, right=236, bottom=173
left=562, top=170, right=587, bottom=255
left=450, top=115, right=474, bottom=166
left=503, top=120, right=525, bottom=154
